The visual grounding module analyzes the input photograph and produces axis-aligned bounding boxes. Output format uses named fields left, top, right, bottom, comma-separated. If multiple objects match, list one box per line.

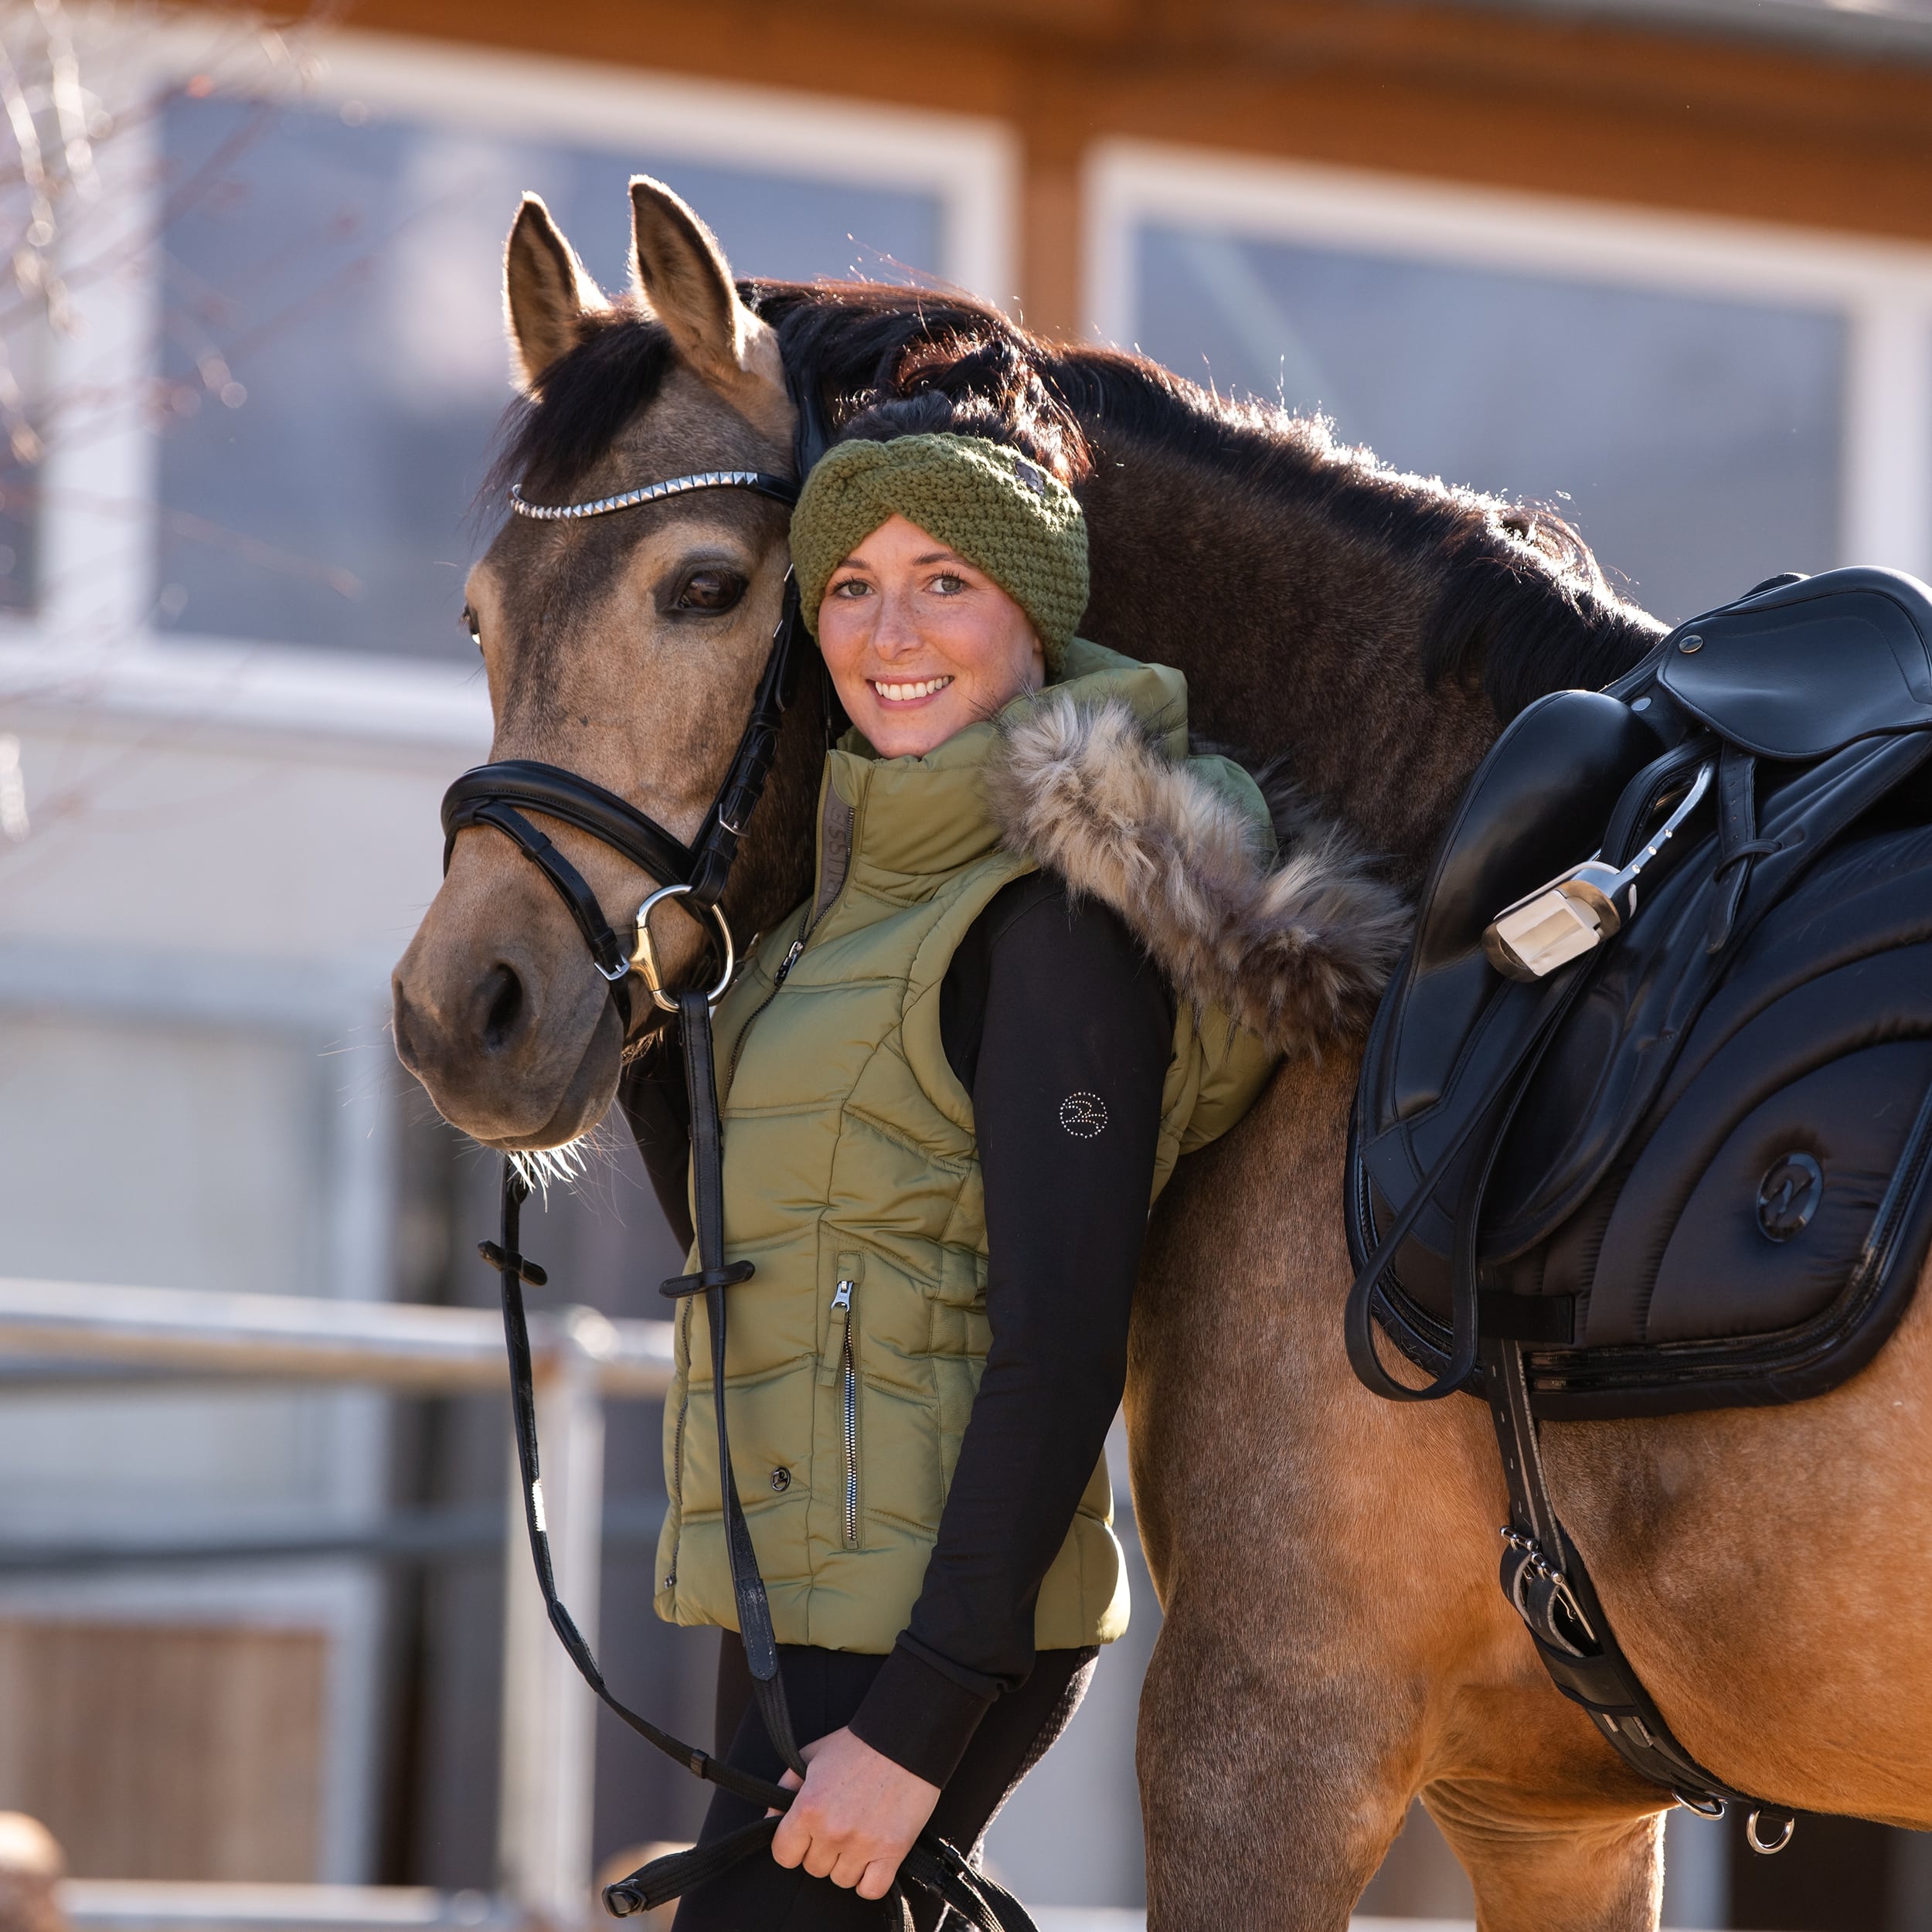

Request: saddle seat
left=1349, top=567, right=1932, bottom=1420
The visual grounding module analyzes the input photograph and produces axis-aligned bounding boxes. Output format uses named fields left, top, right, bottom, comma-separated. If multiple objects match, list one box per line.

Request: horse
left=391, top=179, right=1932, bottom=1931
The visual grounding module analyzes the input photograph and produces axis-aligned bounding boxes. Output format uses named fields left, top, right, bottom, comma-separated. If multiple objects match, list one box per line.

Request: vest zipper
left=832, top=1274, right=860, bottom=1547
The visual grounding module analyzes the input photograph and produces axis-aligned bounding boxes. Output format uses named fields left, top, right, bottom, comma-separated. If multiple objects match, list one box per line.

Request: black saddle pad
left=1349, top=566, right=1932, bottom=1419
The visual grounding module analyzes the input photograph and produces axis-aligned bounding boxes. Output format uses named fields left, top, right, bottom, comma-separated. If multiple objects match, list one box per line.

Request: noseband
left=439, top=468, right=804, bottom=1034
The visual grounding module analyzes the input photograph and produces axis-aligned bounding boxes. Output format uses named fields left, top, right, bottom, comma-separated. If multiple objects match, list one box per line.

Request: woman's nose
left=869, top=590, right=924, bottom=658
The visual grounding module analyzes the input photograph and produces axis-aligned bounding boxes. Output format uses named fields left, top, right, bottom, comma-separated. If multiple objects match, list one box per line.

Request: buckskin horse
left=390, top=179, right=1932, bottom=1931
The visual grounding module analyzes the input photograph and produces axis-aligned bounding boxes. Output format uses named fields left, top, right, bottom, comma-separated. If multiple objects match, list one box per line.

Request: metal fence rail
left=0, top=1275, right=675, bottom=1930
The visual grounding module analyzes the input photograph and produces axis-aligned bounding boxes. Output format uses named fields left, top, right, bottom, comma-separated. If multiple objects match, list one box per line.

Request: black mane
left=486, top=278, right=1662, bottom=719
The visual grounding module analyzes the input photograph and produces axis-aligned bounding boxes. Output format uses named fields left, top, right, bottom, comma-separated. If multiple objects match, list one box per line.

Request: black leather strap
left=1482, top=1334, right=1797, bottom=1848
left=488, top=1164, right=794, bottom=1817
left=677, top=986, right=805, bottom=1777
left=444, top=760, right=696, bottom=889
left=1345, top=966, right=1587, bottom=1400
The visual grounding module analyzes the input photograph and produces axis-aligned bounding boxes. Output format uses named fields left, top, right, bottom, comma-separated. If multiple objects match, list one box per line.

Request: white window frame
left=1086, top=139, right=1932, bottom=586
left=3, top=21, right=1019, bottom=751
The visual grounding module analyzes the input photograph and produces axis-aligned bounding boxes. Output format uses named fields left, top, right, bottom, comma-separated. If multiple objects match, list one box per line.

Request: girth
left=442, top=461, right=1036, bottom=1932
left=1344, top=564, right=1932, bottom=1853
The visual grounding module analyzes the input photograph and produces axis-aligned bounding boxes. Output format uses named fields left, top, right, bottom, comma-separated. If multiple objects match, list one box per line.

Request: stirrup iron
left=1484, top=760, right=1714, bottom=980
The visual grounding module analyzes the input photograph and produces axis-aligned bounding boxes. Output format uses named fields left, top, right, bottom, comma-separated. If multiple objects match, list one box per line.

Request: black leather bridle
left=440, top=465, right=1036, bottom=1932
left=441, top=466, right=806, bottom=1035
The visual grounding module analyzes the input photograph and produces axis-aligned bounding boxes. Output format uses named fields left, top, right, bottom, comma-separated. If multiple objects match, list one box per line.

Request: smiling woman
left=795, top=424, right=1087, bottom=755
left=624, top=392, right=1402, bottom=1930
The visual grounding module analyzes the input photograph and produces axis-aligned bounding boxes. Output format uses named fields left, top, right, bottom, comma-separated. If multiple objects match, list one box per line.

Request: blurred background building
left=1, top=1, right=1930, bottom=1927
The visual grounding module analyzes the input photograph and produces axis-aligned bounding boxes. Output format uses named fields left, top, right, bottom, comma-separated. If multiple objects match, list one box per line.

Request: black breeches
left=670, top=1637, right=1097, bottom=1932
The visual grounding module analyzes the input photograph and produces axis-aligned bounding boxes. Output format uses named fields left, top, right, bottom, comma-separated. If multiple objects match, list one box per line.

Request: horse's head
left=392, top=180, right=801, bottom=1148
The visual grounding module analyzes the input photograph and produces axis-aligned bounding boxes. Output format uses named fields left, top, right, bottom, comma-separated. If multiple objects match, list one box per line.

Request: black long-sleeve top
left=621, top=870, right=1173, bottom=1787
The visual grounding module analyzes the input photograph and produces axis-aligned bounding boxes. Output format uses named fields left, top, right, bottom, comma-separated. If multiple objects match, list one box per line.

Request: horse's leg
left=1131, top=1052, right=1668, bottom=1930
left=1130, top=1054, right=1540, bottom=1928
left=1424, top=1784, right=1662, bottom=1932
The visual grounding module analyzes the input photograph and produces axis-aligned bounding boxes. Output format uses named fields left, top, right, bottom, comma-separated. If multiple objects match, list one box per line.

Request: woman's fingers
left=855, top=1859, right=898, bottom=1903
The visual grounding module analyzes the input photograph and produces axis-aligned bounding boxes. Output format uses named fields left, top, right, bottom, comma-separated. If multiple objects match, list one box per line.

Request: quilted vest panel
left=655, top=648, right=1279, bottom=1651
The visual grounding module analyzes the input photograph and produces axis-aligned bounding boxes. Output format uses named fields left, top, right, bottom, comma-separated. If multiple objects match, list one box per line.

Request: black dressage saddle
left=1350, top=565, right=1932, bottom=1418
left=1344, top=566, right=1932, bottom=1838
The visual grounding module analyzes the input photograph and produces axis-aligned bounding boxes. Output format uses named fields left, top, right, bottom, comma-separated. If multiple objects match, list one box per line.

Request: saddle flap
left=1658, top=567, right=1932, bottom=760
left=1363, top=689, right=1667, bottom=1134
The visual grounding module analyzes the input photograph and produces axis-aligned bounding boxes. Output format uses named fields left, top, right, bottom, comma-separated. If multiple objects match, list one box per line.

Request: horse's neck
left=1073, top=431, right=1502, bottom=880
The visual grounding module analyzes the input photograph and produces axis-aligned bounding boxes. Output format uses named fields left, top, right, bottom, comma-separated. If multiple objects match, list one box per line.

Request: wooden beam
left=237, top=0, right=1932, bottom=321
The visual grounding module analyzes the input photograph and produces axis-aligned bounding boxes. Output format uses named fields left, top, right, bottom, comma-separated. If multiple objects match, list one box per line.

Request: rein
left=440, top=467, right=1036, bottom=1932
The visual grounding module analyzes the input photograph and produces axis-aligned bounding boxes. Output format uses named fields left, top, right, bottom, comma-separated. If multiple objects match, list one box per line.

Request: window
left=5, top=26, right=1015, bottom=737
left=1090, top=144, right=1932, bottom=626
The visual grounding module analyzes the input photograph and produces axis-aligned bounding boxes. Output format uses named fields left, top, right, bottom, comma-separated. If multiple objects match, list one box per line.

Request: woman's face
left=817, top=514, right=1046, bottom=758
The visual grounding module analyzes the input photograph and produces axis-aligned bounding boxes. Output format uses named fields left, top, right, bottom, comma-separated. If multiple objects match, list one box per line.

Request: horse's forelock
left=478, top=302, right=681, bottom=519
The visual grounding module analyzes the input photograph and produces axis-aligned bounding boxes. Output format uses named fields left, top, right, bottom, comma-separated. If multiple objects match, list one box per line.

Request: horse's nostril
left=480, top=962, right=526, bottom=1054
left=392, top=989, right=420, bottom=1072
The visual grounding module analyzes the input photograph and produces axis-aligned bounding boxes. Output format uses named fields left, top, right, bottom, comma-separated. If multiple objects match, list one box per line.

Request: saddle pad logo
left=1059, top=1091, right=1108, bottom=1139
left=1757, top=1151, right=1824, bottom=1242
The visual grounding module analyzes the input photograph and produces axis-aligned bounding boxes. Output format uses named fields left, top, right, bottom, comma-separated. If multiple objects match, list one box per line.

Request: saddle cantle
left=1350, top=565, right=1932, bottom=1419
left=1344, top=566, right=1932, bottom=1838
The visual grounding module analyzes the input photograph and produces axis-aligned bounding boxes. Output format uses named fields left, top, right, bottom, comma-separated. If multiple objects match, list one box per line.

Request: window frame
left=1085, top=138, right=1932, bottom=588
left=2, top=22, right=1019, bottom=752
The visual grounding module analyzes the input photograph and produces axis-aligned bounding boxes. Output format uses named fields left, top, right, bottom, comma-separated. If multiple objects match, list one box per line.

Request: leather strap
left=491, top=1148, right=1041, bottom=1927
left=1482, top=1335, right=1797, bottom=1848
left=1345, top=967, right=1587, bottom=1400
left=677, top=986, right=805, bottom=1777
left=489, top=1165, right=794, bottom=1816
left=444, top=760, right=696, bottom=889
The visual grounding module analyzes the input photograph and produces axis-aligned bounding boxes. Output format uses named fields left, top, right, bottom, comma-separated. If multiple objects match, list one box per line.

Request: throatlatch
left=447, top=468, right=1038, bottom=1930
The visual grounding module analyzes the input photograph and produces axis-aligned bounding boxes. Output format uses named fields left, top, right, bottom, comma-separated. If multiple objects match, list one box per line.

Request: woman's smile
left=871, top=674, right=954, bottom=705
left=817, top=514, right=1046, bottom=757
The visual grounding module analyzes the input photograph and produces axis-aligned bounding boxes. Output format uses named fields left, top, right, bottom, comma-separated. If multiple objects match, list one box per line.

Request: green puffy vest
left=655, top=642, right=1281, bottom=1652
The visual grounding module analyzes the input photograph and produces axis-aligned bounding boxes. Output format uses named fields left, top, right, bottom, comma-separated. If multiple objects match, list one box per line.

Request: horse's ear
left=628, top=175, right=793, bottom=445
left=504, top=194, right=608, bottom=396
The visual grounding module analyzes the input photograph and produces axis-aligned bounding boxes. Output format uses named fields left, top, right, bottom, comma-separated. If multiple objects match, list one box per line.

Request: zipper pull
left=819, top=1276, right=855, bottom=1386
left=772, top=936, right=805, bottom=988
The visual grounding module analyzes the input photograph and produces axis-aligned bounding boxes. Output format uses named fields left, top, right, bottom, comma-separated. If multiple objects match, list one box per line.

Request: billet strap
left=1481, top=1335, right=1798, bottom=1852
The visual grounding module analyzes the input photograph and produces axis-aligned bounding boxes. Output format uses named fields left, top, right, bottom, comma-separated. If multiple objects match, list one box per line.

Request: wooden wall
left=301, top=0, right=1932, bottom=335
left=0, top=1622, right=325, bottom=1880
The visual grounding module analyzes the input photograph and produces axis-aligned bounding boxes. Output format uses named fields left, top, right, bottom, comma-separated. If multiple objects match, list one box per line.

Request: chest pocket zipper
left=820, top=1254, right=864, bottom=1548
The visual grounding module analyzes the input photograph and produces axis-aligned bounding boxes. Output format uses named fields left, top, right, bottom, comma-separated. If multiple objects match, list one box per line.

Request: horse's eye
left=463, top=606, right=482, bottom=651
left=672, top=569, right=747, bottom=614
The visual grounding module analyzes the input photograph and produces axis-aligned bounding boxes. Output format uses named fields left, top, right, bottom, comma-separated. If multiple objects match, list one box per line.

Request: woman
left=630, top=396, right=1393, bottom=1927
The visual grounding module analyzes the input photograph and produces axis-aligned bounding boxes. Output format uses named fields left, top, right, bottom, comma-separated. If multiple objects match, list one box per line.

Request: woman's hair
left=834, top=334, right=1091, bottom=486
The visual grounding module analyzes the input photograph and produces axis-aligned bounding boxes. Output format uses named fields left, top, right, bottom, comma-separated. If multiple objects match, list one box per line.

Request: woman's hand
left=768, top=1726, right=941, bottom=1900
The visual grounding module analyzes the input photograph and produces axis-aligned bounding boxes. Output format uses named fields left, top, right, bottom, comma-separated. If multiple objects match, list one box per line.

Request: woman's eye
left=930, top=573, right=965, bottom=597
left=673, top=569, right=747, bottom=614
left=830, top=578, right=870, bottom=600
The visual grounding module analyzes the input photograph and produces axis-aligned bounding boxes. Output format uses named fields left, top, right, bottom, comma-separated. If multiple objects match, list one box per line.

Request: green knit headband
left=789, top=433, right=1089, bottom=668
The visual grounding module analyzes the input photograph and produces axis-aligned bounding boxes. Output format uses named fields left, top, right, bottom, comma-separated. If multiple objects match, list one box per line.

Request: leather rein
left=439, top=468, right=1036, bottom=1932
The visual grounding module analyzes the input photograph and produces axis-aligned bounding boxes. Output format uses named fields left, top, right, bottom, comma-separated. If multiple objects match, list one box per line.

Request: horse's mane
left=488, top=279, right=1662, bottom=719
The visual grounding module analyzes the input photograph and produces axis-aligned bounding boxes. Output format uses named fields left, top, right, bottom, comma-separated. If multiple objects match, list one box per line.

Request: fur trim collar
left=984, top=693, right=1410, bottom=1054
